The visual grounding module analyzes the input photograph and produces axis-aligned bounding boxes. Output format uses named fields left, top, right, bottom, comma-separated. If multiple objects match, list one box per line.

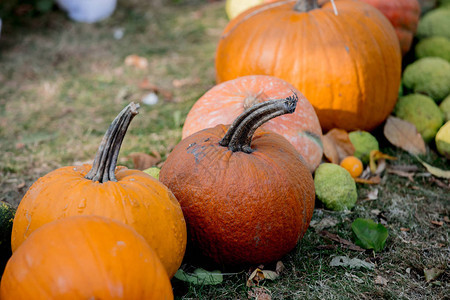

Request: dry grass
left=0, top=1, right=448, bottom=299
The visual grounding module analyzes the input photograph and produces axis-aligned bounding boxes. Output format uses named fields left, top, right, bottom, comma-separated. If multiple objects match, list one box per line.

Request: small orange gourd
left=11, top=103, right=186, bottom=278
left=160, top=95, right=315, bottom=266
left=1, top=216, right=173, bottom=300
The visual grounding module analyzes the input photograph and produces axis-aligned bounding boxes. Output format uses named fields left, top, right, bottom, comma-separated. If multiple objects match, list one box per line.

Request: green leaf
left=174, top=268, right=223, bottom=285
left=351, top=218, right=388, bottom=252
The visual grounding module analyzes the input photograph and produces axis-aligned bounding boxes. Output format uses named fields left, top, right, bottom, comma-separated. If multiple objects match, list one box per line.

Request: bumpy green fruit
left=402, top=57, right=450, bottom=102
left=415, top=36, right=450, bottom=62
left=440, top=95, right=450, bottom=122
left=435, top=121, right=450, bottom=158
left=395, top=94, right=444, bottom=142
left=314, top=163, right=358, bottom=211
left=348, top=131, right=379, bottom=164
left=143, top=167, right=160, bottom=180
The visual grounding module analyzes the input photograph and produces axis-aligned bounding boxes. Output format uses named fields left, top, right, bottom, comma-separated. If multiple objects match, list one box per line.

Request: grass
left=0, top=1, right=449, bottom=299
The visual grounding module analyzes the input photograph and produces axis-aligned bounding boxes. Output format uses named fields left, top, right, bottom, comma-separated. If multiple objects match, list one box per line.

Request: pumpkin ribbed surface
left=215, top=0, right=402, bottom=132
left=161, top=97, right=315, bottom=265
left=182, top=75, right=323, bottom=172
left=2, top=216, right=173, bottom=300
left=11, top=103, right=186, bottom=278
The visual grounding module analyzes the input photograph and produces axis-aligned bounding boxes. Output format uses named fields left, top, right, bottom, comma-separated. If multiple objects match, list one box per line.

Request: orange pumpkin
left=215, top=0, right=402, bottom=132
left=11, top=103, right=186, bottom=278
left=160, top=95, right=315, bottom=266
left=182, top=75, right=323, bottom=171
left=1, top=216, right=173, bottom=300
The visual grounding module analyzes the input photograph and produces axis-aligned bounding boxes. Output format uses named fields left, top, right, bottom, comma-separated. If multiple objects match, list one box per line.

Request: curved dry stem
left=219, top=93, right=298, bottom=153
left=85, top=102, right=140, bottom=183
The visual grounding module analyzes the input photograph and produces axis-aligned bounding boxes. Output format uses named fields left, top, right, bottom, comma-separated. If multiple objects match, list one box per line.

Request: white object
left=56, top=0, right=117, bottom=23
left=142, top=93, right=159, bottom=106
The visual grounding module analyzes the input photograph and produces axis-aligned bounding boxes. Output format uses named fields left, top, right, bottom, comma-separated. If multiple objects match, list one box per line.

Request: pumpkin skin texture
left=160, top=97, right=315, bottom=266
left=182, top=75, right=323, bottom=172
left=1, top=216, right=173, bottom=300
left=11, top=103, right=186, bottom=278
left=215, top=0, right=402, bottom=132
left=358, top=0, right=421, bottom=55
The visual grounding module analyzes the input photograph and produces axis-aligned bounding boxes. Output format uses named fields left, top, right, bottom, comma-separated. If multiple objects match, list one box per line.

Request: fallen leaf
left=329, top=256, right=375, bottom=270
left=324, top=128, right=355, bottom=161
left=124, top=54, right=148, bottom=69
left=387, top=169, right=415, bottom=182
left=416, top=157, right=450, bottom=179
left=322, top=134, right=340, bottom=164
left=345, top=272, right=364, bottom=283
left=389, top=164, right=419, bottom=172
left=430, top=220, right=444, bottom=227
left=375, top=275, right=388, bottom=286
left=275, top=261, right=285, bottom=275
left=139, top=79, right=174, bottom=101
left=424, top=268, right=445, bottom=282
left=366, top=189, right=379, bottom=201
left=174, top=268, right=223, bottom=285
left=351, top=218, right=388, bottom=252
left=444, top=216, right=450, bottom=223
left=248, top=287, right=272, bottom=300
left=309, top=217, right=339, bottom=232
left=128, top=151, right=161, bottom=170
left=319, top=230, right=365, bottom=252
left=430, top=177, right=450, bottom=189
left=400, top=227, right=410, bottom=232
left=172, top=77, right=200, bottom=88
left=383, top=116, right=426, bottom=155
left=247, top=268, right=280, bottom=287
left=354, top=176, right=381, bottom=185
left=369, top=150, right=397, bottom=174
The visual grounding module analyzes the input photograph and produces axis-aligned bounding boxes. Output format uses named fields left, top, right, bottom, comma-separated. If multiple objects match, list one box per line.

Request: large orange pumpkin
left=160, top=95, right=315, bottom=266
left=182, top=75, right=323, bottom=172
left=215, top=0, right=402, bottom=132
left=1, top=216, right=173, bottom=300
left=11, top=103, right=186, bottom=278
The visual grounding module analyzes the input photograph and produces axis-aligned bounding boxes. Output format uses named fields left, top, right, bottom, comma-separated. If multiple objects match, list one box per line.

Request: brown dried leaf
left=354, top=176, right=381, bottom=185
left=322, top=134, right=340, bottom=164
left=424, top=268, right=445, bottom=282
left=430, top=220, right=444, bottom=227
left=275, top=261, right=285, bottom=275
left=124, top=54, right=148, bottom=69
left=325, top=128, right=355, bottom=162
left=387, top=168, right=415, bottom=182
left=375, top=275, right=388, bottom=286
left=128, top=151, right=161, bottom=170
left=248, top=287, right=272, bottom=300
left=383, top=116, right=426, bottom=155
left=139, top=79, right=174, bottom=101
left=319, top=230, right=365, bottom=252
left=246, top=268, right=279, bottom=287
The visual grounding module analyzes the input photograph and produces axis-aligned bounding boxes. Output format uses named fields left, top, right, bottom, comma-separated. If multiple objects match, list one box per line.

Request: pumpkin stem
left=219, top=94, right=298, bottom=153
left=85, top=102, right=140, bottom=183
left=294, top=0, right=319, bottom=12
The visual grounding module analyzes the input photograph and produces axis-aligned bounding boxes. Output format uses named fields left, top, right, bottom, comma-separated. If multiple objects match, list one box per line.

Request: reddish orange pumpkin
left=160, top=95, right=315, bottom=266
left=357, top=0, right=421, bottom=55
left=11, top=103, right=186, bottom=278
left=1, top=216, right=173, bottom=300
left=215, top=0, right=402, bottom=132
left=182, top=75, right=323, bottom=171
